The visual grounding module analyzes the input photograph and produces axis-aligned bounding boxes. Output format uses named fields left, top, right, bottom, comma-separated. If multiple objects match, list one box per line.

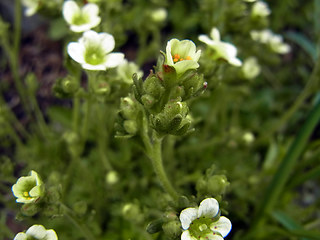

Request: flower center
left=23, top=191, right=32, bottom=200
left=71, top=12, right=90, bottom=25
left=189, top=217, right=217, bottom=239
left=84, top=47, right=105, bottom=65
left=172, top=54, right=192, bottom=63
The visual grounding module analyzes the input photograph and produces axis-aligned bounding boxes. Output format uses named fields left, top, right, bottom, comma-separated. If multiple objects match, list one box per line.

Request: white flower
left=21, top=0, right=40, bottom=16
left=198, top=28, right=242, bottom=66
left=14, top=225, right=58, bottom=240
left=117, top=59, right=143, bottom=84
left=242, top=57, right=261, bottom=79
left=251, top=1, right=271, bottom=18
left=67, top=30, right=125, bottom=71
left=179, top=198, right=232, bottom=240
left=251, top=29, right=291, bottom=54
left=12, top=170, right=45, bottom=204
left=63, top=0, right=101, bottom=32
left=165, top=39, right=201, bottom=76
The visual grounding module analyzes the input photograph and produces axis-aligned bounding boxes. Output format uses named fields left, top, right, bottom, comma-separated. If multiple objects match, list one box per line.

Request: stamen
left=23, top=192, right=29, bottom=197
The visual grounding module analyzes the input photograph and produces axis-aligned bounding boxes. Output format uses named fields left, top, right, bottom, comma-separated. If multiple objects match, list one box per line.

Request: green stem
left=142, top=130, right=179, bottom=201
left=60, top=203, right=95, bottom=240
left=72, top=95, right=80, bottom=132
left=251, top=99, right=320, bottom=233
left=14, top=0, right=21, bottom=58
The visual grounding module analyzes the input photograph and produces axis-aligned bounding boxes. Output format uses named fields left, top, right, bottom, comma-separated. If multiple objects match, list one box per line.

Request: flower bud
left=20, top=203, right=40, bottom=217
left=106, top=171, right=119, bottom=185
left=150, top=100, right=191, bottom=136
left=146, top=219, right=164, bottom=234
left=162, top=220, right=182, bottom=239
left=207, top=175, right=230, bottom=196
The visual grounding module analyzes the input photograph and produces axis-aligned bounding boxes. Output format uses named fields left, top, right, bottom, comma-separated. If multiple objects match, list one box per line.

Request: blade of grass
left=285, top=31, right=317, bottom=62
left=252, top=98, right=320, bottom=230
left=272, top=210, right=309, bottom=240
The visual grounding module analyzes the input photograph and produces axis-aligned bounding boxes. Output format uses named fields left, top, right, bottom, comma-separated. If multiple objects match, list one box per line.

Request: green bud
left=25, top=73, right=39, bottom=94
left=123, top=120, right=138, bottom=135
left=120, top=96, right=138, bottom=120
left=143, top=74, right=165, bottom=99
left=93, top=80, right=111, bottom=101
left=150, top=100, right=191, bottom=136
left=73, top=201, right=88, bottom=215
left=162, top=220, right=182, bottom=239
left=146, top=218, right=164, bottom=234
left=20, top=203, right=40, bottom=217
left=122, top=203, right=144, bottom=223
left=45, top=186, right=61, bottom=203
left=53, top=76, right=79, bottom=98
left=105, top=171, right=119, bottom=185
left=141, top=94, right=156, bottom=109
left=132, top=73, right=144, bottom=103
left=207, top=175, right=230, bottom=195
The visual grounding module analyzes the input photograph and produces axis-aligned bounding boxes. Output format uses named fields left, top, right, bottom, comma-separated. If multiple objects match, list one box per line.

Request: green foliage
left=0, top=0, right=320, bottom=240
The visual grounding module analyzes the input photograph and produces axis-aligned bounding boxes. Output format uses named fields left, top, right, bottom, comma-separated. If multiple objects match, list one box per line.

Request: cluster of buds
left=118, top=39, right=207, bottom=137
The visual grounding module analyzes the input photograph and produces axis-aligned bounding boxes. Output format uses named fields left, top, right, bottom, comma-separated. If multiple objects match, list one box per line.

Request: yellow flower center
left=23, top=191, right=32, bottom=200
left=172, top=54, right=192, bottom=62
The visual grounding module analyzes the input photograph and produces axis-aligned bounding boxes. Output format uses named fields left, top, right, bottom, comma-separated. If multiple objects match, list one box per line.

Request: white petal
left=210, top=216, right=232, bottom=238
left=181, top=230, right=195, bottom=240
left=198, top=35, right=215, bottom=46
left=99, top=33, right=115, bottom=53
left=81, top=63, right=107, bottom=71
left=81, top=30, right=99, bottom=45
left=45, top=230, right=58, bottom=240
left=175, top=40, right=197, bottom=59
left=26, top=225, right=47, bottom=239
left=70, top=24, right=95, bottom=33
left=104, top=53, right=125, bottom=68
left=210, top=28, right=220, bottom=41
left=179, top=207, right=198, bottom=230
left=63, top=1, right=80, bottom=23
left=228, top=57, right=242, bottom=66
left=67, top=42, right=85, bottom=64
left=203, top=233, right=224, bottom=240
left=193, top=49, right=202, bottom=61
left=82, top=3, right=99, bottom=16
left=166, top=39, right=178, bottom=65
left=14, top=232, right=27, bottom=240
left=198, top=198, right=219, bottom=218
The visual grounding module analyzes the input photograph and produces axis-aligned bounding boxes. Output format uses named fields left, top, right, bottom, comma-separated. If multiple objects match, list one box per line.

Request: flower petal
left=210, top=216, right=232, bottom=238
left=181, top=230, right=195, bottom=240
left=63, top=1, right=80, bottom=23
left=82, top=3, right=99, bottom=16
left=81, top=63, right=107, bottom=71
left=210, top=28, right=220, bottom=41
left=14, top=232, right=27, bottom=240
left=166, top=39, right=179, bottom=65
left=204, top=233, right=224, bottom=240
left=67, top=42, right=85, bottom=64
left=179, top=207, right=198, bottom=230
left=198, top=198, right=219, bottom=218
left=26, top=225, right=47, bottom=239
left=174, top=60, right=199, bottom=76
left=104, top=53, right=125, bottom=68
left=198, top=35, right=215, bottom=47
left=45, top=229, right=58, bottom=240
left=99, top=32, right=115, bottom=53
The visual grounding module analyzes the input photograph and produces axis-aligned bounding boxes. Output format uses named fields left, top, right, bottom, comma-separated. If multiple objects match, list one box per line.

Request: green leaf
left=285, top=31, right=317, bottom=62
